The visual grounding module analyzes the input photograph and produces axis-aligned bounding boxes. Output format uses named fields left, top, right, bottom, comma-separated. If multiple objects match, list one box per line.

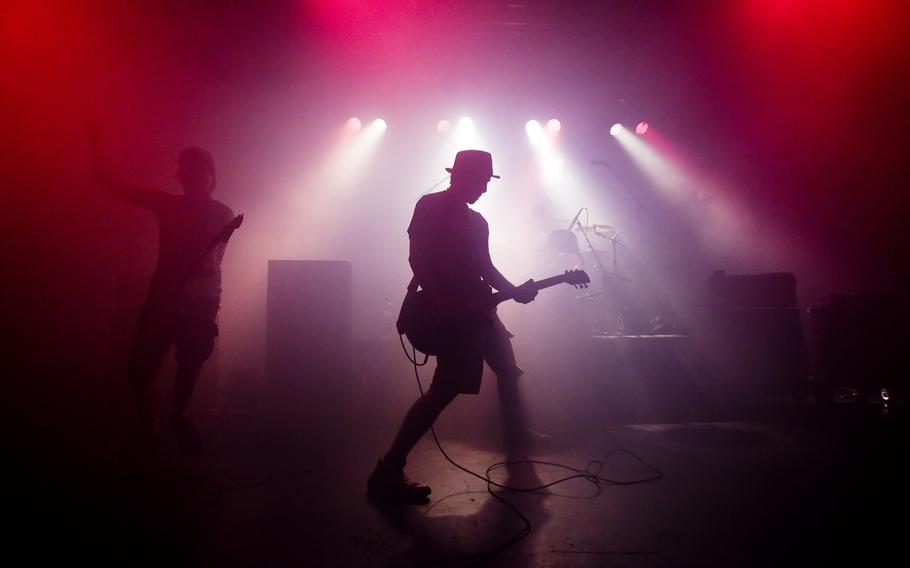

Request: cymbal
left=573, top=223, right=616, bottom=233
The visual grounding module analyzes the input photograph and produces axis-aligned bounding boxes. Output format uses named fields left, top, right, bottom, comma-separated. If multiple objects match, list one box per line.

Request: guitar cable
left=398, top=334, right=664, bottom=565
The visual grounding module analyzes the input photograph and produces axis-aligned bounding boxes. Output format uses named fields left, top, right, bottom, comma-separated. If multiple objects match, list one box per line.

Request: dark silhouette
left=368, top=150, right=538, bottom=504
left=90, top=128, right=236, bottom=455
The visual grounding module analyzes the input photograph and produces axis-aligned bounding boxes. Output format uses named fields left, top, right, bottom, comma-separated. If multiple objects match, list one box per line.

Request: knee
left=175, top=337, right=215, bottom=368
left=497, top=365, right=524, bottom=383
left=425, top=384, right=459, bottom=408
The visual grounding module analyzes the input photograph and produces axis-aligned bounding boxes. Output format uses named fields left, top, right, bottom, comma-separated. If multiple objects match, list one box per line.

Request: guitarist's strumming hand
left=513, top=279, right=537, bottom=304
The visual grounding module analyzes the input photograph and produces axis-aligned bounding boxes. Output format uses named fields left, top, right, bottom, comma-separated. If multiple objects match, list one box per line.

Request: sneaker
left=367, top=459, right=431, bottom=505
left=170, top=415, right=202, bottom=454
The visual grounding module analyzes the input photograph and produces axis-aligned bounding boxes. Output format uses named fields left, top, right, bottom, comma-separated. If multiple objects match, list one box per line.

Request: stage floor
left=15, top=399, right=906, bottom=567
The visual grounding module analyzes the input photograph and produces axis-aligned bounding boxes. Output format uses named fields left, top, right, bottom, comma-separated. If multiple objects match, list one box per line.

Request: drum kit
left=547, top=218, right=643, bottom=335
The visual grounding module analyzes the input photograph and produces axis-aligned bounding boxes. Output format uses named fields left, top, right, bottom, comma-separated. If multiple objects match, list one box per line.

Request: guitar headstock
left=563, top=269, right=590, bottom=289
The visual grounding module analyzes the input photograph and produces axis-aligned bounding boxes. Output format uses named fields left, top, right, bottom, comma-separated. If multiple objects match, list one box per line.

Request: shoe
left=367, top=459, right=431, bottom=505
left=170, top=415, right=202, bottom=454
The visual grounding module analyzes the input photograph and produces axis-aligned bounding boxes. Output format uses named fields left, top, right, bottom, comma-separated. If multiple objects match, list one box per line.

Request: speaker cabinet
left=706, top=271, right=808, bottom=399
left=266, top=260, right=352, bottom=415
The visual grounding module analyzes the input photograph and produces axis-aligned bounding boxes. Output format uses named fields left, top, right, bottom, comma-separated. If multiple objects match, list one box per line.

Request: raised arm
left=89, top=126, right=165, bottom=209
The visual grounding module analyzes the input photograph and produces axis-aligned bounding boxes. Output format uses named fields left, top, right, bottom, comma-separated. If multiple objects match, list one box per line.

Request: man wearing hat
left=368, top=150, right=538, bottom=504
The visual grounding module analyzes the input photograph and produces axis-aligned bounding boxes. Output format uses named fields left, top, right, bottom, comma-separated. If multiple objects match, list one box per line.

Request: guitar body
left=397, top=269, right=590, bottom=356
left=397, top=290, right=494, bottom=356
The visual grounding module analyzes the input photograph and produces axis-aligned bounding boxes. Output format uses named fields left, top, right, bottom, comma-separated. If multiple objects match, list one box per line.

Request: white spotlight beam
left=613, top=127, right=687, bottom=194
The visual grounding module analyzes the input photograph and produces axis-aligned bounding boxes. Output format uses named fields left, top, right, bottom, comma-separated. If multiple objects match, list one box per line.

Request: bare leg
left=370, top=335, right=476, bottom=503
left=127, top=315, right=172, bottom=440
left=130, top=377, right=158, bottom=438
left=485, top=317, right=533, bottom=451
left=172, top=360, right=204, bottom=419
left=168, top=300, right=218, bottom=453
left=385, top=384, right=458, bottom=465
left=499, top=370, right=535, bottom=451
left=368, top=384, right=457, bottom=503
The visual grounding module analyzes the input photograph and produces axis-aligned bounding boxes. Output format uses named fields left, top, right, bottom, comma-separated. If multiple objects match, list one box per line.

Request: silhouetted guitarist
left=368, top=150, right=538, bottom=504
left=91, top=128, right=237, bottom=455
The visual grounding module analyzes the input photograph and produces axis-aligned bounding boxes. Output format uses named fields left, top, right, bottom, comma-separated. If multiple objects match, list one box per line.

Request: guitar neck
left=489, top=274, right=567, bottom=306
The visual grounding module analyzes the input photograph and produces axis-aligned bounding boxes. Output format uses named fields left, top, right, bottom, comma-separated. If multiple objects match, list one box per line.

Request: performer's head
left=446, top=150, right=500, bottom=204
left=178, top=147, right=216, bottom=196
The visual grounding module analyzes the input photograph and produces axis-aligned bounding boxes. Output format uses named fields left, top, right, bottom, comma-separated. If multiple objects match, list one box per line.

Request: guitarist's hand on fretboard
left=513, top=279, right=538, bottom=304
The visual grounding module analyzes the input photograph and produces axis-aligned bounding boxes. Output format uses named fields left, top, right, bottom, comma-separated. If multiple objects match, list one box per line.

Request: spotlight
left=610, top=123, right=622, bottom=136
left=437, top=119, right=451, bottom=133
left=635, top=121, right=649, bottom=135
left=547, top=118, right=561, bottom=133
left=374, top=118, right=387, bottom=131
left=346, top=117, right=362, bottom=131
left=525, top=119, right=541, bottom=133
left=458, top=116, right=473, bottom=129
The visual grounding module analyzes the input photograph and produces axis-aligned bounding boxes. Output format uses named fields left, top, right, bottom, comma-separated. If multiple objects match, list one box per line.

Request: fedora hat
left=445, top=149, right=500, bottom=179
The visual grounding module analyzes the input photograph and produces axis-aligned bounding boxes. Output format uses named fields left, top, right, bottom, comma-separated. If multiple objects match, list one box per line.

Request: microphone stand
left=575, top=220, right=622, bottom=334
left=591, top=158, right=658, bottom=333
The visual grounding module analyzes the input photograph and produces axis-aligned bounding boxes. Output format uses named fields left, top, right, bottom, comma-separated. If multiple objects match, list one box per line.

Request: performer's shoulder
left=413, top=191, right=447, bottom=217
left=467, top=207, right=487, bottom=226
left=416, top=191, right=446, bottom=206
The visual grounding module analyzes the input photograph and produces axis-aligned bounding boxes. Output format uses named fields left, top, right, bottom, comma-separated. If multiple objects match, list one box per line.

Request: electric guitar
left=148, top=213, right=244, bottom=307
left=397, top=269, right=590, bottom=355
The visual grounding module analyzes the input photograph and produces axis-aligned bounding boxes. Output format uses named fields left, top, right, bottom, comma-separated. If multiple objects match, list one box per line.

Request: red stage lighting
left=547, top=119, right=561, bottom=133
left=635, top=121, right=649, bottom=135
left=346, top=117, right=362, bottom=131
left=437, top=120, right=451, bottom=133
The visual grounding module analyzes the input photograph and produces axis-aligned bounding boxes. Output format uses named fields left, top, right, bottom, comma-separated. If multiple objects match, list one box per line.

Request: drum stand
left=576, top=222, right=630, bottom=334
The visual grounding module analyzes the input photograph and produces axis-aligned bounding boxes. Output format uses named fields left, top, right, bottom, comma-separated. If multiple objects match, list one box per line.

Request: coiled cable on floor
left=399, top=335, right=663, bottom=565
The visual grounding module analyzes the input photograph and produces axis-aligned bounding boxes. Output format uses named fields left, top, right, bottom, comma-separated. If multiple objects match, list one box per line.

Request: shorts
left=431, top=314, right=523, bottom=395
left=128, top=297, right=220, bottom=382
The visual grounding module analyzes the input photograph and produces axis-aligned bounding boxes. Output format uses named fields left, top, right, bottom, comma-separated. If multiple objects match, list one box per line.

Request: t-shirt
left=126, top=191, right=234, bottom=304
left=407, top=190, right=490, bottom=299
